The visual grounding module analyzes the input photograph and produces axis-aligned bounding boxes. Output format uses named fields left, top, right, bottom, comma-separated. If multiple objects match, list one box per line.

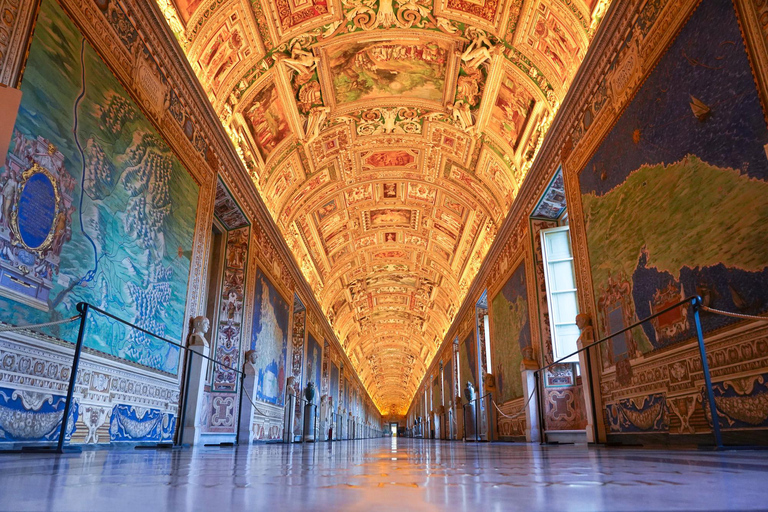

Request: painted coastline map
left=250, top=268, right=290, bottom=406
left=0, top=0, right=199, bottom=374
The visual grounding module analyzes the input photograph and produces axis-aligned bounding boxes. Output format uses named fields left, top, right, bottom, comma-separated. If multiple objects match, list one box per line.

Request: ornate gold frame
left=10, top=162, right=61, bottom=256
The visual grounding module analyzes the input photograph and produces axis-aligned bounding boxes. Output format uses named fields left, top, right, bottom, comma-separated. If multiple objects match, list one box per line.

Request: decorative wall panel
left=573, top=0, right=768, bottom=439
left=1, top=0, right=200, bottom=375
left=580, top=0, right=768, bottom=363
left=249, top=267, right=291, bottom=406
left=490, top=261, right=531, bottom=403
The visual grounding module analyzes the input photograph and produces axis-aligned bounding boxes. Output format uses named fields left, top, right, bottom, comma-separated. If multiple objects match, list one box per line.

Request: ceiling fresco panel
left=318, top=34, right=458, bottom=109
left=156, top=0, right=612, bottom=414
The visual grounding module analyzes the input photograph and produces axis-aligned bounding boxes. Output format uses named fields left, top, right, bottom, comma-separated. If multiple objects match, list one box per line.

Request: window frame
left=540, top=225, right=580, bottom=364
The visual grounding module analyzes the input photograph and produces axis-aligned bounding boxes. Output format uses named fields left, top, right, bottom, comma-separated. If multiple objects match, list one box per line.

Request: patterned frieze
left=0, top=335, right=179, bottom=444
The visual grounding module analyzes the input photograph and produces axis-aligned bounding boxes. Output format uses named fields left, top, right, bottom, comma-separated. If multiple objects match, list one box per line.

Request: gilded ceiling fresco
left=156, top=0, right=609, bottom=414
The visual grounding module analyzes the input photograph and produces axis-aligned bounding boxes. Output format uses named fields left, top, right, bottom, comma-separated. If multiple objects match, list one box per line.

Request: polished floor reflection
left=1, top=439, right=767, bottom=511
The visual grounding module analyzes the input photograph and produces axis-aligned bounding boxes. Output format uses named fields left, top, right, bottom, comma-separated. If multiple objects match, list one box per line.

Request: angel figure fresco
left=222, top=290, right=243, bottom=324
left=499, top=90, right=532, bottom=145
left=534, top=15, right=578, bottom=75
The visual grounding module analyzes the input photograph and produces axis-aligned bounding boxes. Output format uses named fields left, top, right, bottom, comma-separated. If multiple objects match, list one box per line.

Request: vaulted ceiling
left=156, top=0, right=609, bottom=415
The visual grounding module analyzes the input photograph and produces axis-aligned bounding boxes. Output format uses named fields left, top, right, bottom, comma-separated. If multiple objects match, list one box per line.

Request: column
left=576, top=314, right=598, bottom=443
left=237, top=350, right=258, bottom=444
left=181, top=317, right=211, bottom=445
left=520, top=360, right=541, bottom=443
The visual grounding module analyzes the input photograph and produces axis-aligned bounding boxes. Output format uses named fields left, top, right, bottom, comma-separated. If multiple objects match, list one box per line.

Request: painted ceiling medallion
left=159, top=0, right=610, bottom=414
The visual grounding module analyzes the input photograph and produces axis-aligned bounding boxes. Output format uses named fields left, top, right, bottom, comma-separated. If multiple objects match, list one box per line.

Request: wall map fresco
left=579, top=0, right=768, bottom=363
left=491, top=262, right=531, bottom=403
left=0, top=0, right=199, bottom=375
left=250, top=268, right=290, bottom=406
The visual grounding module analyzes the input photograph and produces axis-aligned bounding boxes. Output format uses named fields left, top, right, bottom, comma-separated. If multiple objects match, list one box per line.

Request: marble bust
left=188, top=316, right=210, bottom=348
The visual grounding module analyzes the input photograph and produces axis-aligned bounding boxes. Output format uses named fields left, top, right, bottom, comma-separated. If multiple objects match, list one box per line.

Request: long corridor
left=1, top=439, right=767, bottom=511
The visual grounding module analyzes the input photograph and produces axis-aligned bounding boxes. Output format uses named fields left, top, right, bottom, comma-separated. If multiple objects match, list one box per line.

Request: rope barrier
left=492, top=387, right=536, bottom=420
left=0, top=315, right=81, bottom=332
left=239, top=376, right=272, bottom=418
left=701, top=306, right=768, bottom=323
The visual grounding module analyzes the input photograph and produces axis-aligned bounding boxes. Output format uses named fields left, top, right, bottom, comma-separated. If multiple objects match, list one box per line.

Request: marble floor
left=1, top=439, right=767, bottom=511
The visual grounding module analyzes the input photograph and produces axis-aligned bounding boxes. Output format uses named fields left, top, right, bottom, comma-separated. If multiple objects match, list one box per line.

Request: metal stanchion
left=474, top=398, right=480, bottom=443
left=175, top=349, right=194, bottom=447
left=52, top=303, right=89, bottom=454
left=692, top=297, right=724, bottom=449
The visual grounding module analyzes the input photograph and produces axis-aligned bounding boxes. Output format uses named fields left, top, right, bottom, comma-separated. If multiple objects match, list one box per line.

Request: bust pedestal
left=181, top=317, right=210, bottom=446
left=520, top=359, right=541, bottom=443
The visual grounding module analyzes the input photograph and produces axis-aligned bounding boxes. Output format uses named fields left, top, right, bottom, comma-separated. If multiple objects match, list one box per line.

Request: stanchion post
left=535, top=370, right=546, bottom=444
left=236, top=371, right=245, bottom=445
left=474, top=398, right=479, bottom=442
left=487, top=394, right=494, bottom=443
left=56, top=303, right=88, bottom=453
left=176, top=349, right=193, bottom=446
left=462, top=404, right=466, bottom=441
left=692, top=297, right=724, bottom=449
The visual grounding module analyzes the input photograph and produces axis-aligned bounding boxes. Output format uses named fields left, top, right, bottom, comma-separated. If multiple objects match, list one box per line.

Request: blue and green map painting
left=305, top=333, right=322, bottom=405
left=250, top=268, right=290, bottom=406
left=580, top=0, right=768, bottom=356
left=330, top=362, right=340, bottom=408
left=0, top=0, right=199, bottom=374
left=458, top=332, right=477, bottom=395
left=491, top=262, right=530, bottom=403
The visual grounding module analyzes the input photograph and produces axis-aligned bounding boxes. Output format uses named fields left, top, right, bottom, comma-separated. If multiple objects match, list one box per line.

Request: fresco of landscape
left=491, top=262, right=531, bottom=403
left=488, top=73, right=536, bottom=151
left=242, top=82, right=291, bottom=161
left=0, top=0, right=199, bottom=374
left=327, top=40, right=450, bottom=104
left=580, top=0, right=768, bottom=356
left=458, top=332, right=477, bottom=395
left=250, top=268, right=290, bottom=406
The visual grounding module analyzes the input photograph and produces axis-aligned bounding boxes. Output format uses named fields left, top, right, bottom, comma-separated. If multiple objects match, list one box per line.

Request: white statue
left=461, top=29, right=495, bottom=69
left=0, top=170, right=19, bottom=226
left=435, top=16, right=458, bottom=34
left=188, top=316, right=210, bottom=348
left=305, top=106, right=330, bottom=142
left=380, top=107, right=399, bottom=134
left=281, top=41, right=319, bottom=76
left=450, top=100, right=474, bottom=132
left=287, top=376, right=297, bottom=396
